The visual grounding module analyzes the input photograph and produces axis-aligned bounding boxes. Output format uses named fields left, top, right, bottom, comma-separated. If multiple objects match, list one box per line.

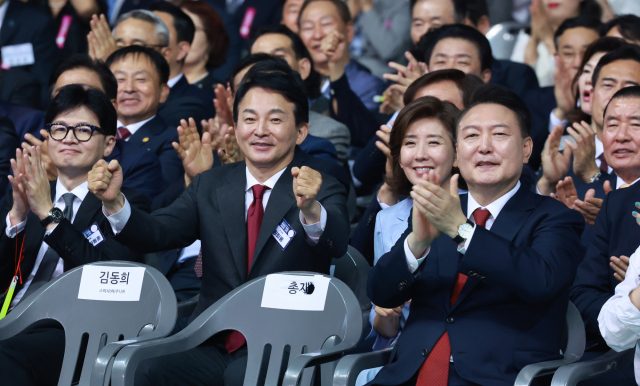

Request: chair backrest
left=563, top=301, right=586, bottom=362
left=189, top=272, right=362, bottom=385
left=0, top=261, right=176, bottom=386
left=486, top=22, right=529, bottom=60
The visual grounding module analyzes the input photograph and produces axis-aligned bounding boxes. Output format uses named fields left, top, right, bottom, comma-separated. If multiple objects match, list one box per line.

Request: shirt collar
left=55, top=179, right=89, bottom=204
left=245, top=166, right=287, bottom=192
left=167, top=72, right=184, bottom=88
left=466, top=181, right=521, bottom=221
left=595, top=136, right=604, bottom=158
left=616, top=175, right=640, bottom=190
left=116, top=115, right=156, bottom=137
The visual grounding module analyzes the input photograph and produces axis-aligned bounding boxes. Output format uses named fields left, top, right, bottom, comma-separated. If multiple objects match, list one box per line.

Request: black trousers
left=0, top=321, right=65, bottom=386
left=135, top=339, right=264, bottom=386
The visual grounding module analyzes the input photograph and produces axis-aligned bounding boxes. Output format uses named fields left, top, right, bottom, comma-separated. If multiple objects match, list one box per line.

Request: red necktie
left=194, top=249, right=202, bottom=278
left=416, top=208, right=491, bottom=385
left=598, top=154, right=608, bottom=173
left=116, top=126, right=131, bottom=140
left=224, top=184, right=270, bottom=354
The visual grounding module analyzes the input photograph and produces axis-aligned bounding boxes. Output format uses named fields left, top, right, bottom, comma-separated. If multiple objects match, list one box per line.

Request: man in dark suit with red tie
left=88, top=57, right=350, bottom=385
left=367, top=84, right=584, bottom=386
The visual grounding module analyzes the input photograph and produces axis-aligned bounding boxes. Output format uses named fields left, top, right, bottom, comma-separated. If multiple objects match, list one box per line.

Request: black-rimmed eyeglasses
left=46, top=123, right=105, bottom=142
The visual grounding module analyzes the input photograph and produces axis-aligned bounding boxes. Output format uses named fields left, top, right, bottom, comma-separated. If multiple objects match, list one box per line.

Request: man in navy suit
left=367, top=84, right=584, bottom=385
left=106, top=45, right=184, bottom=187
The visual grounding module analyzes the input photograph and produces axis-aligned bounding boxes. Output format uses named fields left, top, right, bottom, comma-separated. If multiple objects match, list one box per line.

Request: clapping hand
left=19, top=146, right=55, bottom=222
left=87, top=14, right=117, bottom=61
left=203, top=118, right=243, bottom=165
left=292, top=166, right=322, bottom=224
left=565, top=121, right=598, bottom=184
left=611, top=255, right=630, bottom=282
left=633, top=202, right=640, bottom=225
left=375, top=123, right=399, bottom=206
left=213, top=83, right=234, bottom=128
left=7, top=149, right=30, bottom=225
left=22, top=130, right=56, bottom=181
left=174, top=118, right=214, bottom=187
left=537, top=124, right=572, bottom=196
left=571, top=181, right=612, bottom=226
left=383, top=51, right=427, bottom=87
left=406, top=171, right=445, bottom=257
left=551, top=176, right=578, bottom=208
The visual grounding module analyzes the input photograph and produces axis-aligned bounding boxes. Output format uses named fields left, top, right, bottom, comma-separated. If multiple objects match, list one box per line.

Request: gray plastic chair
left=332, top=246, right=372, bottom=339
left=486, top=22, right=529, bottom=60
left=0, top=261, right=177, bottom=386
left=333, top=301, right=585, bottom=386
left=550, top=347, right=635, bottom=385
left=109, top=271, right=363, bottom=386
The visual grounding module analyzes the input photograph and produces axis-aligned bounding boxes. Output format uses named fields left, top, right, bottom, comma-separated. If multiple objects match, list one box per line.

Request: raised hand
left=552, top=55, right=576, bottom=122
left=411, top=173, right=466, bottom=239
left=88, top=159, right=124, bottom=215
left=321, top=30, right=349, bottom=81
left=610, top=255, right=630, bottom=282
left=633, top=202, right=640, bottom=225
left=383, top=51, right=426, bottom=86
left=87, top=14, right=117, bottom=61
left=565, top=121, right=599, bottom=184
left=537, top=124, right=572, bottom=195
left=551, top=176, right=578, bottom=209
left=292, top=166, right=322, bottom=224
left=376, top=123, right=399, bottom=206
left=7, top=148, right=30, bottom=225
left=213, top=83, right=234, bottom=128
left=406, top=171, right=444, bottom=257
left=218, top=124, right=244, bottom=165
left=173, top=118, right=214, bottom=187
left=19, top=146, right=54, bottom=221
left=379, top=85, right=405, bottom=115
left=22, top=130, right=57, bottom=181
left=572, top=181, right=611, bottom=226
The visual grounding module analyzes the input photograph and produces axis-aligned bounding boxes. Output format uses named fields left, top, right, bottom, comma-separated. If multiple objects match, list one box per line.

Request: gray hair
left=113, top=10, right=170, bottom=47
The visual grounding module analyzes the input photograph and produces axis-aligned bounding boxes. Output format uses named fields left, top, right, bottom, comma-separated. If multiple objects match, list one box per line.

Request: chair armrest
left=515, top=355, right=581, bottom=386
left=90, top=340, right=138, bottom=386
left=177, top=295, right=199, bottom=319
left=332, top=348, right=393, bottom=386
left=282, top=342, right=371, bottom=386
left=550, top=349, right=635, bottom=386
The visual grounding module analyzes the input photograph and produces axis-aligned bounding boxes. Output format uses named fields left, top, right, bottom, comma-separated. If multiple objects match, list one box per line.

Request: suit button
left=327, top=240, right=333, bottom=247
left=422, top=349, right=428, bottom=357
left=446, top=317, right=454, bottom=324
left=398, top=283, right=405, bottom=290
left=468, top=271, right=474, bottom=276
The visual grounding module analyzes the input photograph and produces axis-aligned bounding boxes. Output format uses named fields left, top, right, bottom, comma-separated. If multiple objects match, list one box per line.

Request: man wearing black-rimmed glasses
left=0, top=84, right=150, bottom=386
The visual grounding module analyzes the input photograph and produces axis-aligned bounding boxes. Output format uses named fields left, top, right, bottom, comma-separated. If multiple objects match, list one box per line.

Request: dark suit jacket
left=490, top=59, right=540, bottom=100
left=169, top=76, right=215, bottom=109
left=368, top=186, right=584, bottom=386
left=574, top=171, right=616, bottom=248
left=522, top=86, right=555, bottom=172
left=0, top=183, right=150, bottom=295
left=0, top=117, right=17, bottom=205
left=570, top=181, right=640, bottom=350
left=300, top=134, right=338, bottom=164
left=0, top=100, right=44, bottom=143
left=106, top=139, right=164, bottom=201
left=0, top=68, right=41, bottom=109
left=111, top=147, right=350, bottom=321
left=0, top=0, right=58, bottom=107
left=159, top=76, right=214, bottom=132
left=127, top=115, right=183, bottom=186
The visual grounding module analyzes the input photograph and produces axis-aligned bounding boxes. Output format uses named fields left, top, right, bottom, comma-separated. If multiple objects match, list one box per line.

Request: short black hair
left=227, top=53, right=276, bottom=93
left=233, top=60, right=309, bottom=127
left=48, top=55, right=118, bottom=100
left=604, top=15, right=640, bottom=43
left=150, top=2, right=195, bottom=45
left=414, top=24, right=493, bottom=72
left=453, top=0, right=488, bottom=26
left=554, top=16, right=602, bottom=50
left=250, top=24, right=322, bottom=99
left=603, top=85, right=640, bottom=119
left=592, top=44, right=640, bottom=87
left=578, top=0, right=602, bottom=20
left=404, top=69, right=484, bottom=107
left=46, top=84, right=117, bottom=137
left=106, top=46, right=170, bottom=85
left=457, top=83, right=531, bottom=138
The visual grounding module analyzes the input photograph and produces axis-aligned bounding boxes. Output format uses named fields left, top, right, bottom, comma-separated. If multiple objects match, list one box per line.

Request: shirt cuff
left=103, top=194, right=131, bottom=235
left=549, top=110, right=568, bottom=132
left=5, top=214, right=26, bottom=238
left=404, top=237, right=429, bottom=273
left=299, top=202, right=327, bottom=244
left=457, top=224, right=477, bottom=255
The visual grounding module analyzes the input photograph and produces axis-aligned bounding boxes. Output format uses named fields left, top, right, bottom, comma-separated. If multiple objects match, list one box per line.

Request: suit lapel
left=128, top=116, right=164, bottom=145
left=217, top=163, right=248, bottom=281
left=451, top=185, right=535, bottom=311
left=71, top=193, right=101, bottom=233
left=167, top=77, right=189, bottom=101
left=0, top=2, right=18, bottom=46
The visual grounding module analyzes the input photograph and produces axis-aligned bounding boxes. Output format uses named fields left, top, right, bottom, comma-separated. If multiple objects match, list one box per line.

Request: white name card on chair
left=261, top=274, right=331, bottom=311
left=77, top=266, right=146, bottom=301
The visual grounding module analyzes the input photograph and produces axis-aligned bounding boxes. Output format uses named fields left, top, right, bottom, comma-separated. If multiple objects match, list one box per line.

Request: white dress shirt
left=598, top=244, right=640, bottom=385
left=105, top=166, right=326, bottom=243
left=404, top=181, right=521, bottom=272
left=616, top=176, right=640, bottom=190
left=116, top=115, right=155, bottom=140
left=4, top=180, right=89, bottom=307
left=167, top=73, right=184, bottom=89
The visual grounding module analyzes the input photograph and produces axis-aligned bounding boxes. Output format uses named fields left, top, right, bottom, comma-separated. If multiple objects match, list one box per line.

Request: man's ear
left=103, top=135, right=116, bottom=158
left=160, top=47, right=172, bottom=64
left=298, top=58, right=312, bottom=81
left=296, top=122, right=309, bottom=145
left=159, top=84, right=170, bottom=104
left=482, top=69, right=491, bottom=84
left=176, top=41, right=191, bottom=62
left=476, top=15, right=491, bottom=35
left=522, top=136, right=533, bottom=164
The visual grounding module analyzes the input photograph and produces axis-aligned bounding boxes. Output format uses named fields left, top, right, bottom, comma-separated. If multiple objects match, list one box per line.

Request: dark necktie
left=194, top=249, right=203, bottom=278
left=22, top=193, right=76, bottom=299
left=416, top=208, right=491, bottom=386
left=116, top=126, right=131, bottom=141
left=598, top=154, right=609, bottom=173
left=224, top=184, right=270, bottom=354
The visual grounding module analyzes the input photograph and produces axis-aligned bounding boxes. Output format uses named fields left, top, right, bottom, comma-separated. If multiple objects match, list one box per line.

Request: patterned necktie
left=194, top=249, right=203, bottom=278
left=598, top=154, right=608, bottom=173
left=416, top=208, right=491, bottom=385
left=116, top=126, right=131, bottom=141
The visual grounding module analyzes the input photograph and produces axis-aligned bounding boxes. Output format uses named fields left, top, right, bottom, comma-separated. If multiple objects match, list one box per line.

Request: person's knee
left=223, top=356, right=247, bottom=386
left=134, top=358, right=165, bottom=386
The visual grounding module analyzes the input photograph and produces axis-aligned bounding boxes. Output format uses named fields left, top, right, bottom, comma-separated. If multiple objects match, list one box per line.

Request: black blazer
left=0, top=100, right=44, bottom=143
left=169, top=76, right=215, bottom=109
left=127, top=115, right=184, bottom=186
left=111, top=148, right=350, bottom=320
left=368, top=186, right=584, bottom=386
left=570, top=181, right=640, bottom=350
left=489, top=59, right=539, bottom=100
left=0, top=117, right=17, bottom=204
left=522, top=86, right=556, bottom=172
left=0, top=68, right=41, bottom=109
left=106, top=139, right=164, bottom=201
left=0, top=183, right=150, bottom=296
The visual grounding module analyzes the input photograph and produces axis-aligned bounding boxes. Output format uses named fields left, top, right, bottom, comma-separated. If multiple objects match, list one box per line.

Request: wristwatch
left=452, top=219, right=475, bottom=244
left=40, top=207, right=64, bottom=227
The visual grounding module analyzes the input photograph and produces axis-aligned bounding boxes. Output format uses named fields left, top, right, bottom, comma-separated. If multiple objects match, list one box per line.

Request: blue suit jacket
left=490, top=59, right=539, bottom=100
left=575, top=171, right=616, bottom=248
left=0, top=101, right=44, bottom=142
left=368, top=186, right=584, bottom=386
left=570, top=181, right=640, bottom=350
left=127, top=115, right=184, bottom=186
left=522, top=86, right=555, bottom=172
left=105, top=139, right=164, bottom=201
left=299, top=134, right=338, bottom=164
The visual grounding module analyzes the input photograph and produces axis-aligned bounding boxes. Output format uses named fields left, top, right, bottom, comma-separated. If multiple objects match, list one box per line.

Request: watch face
left=49, top=207, right=64, bottom=222
left=458, top=223, right=474, bottom=239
